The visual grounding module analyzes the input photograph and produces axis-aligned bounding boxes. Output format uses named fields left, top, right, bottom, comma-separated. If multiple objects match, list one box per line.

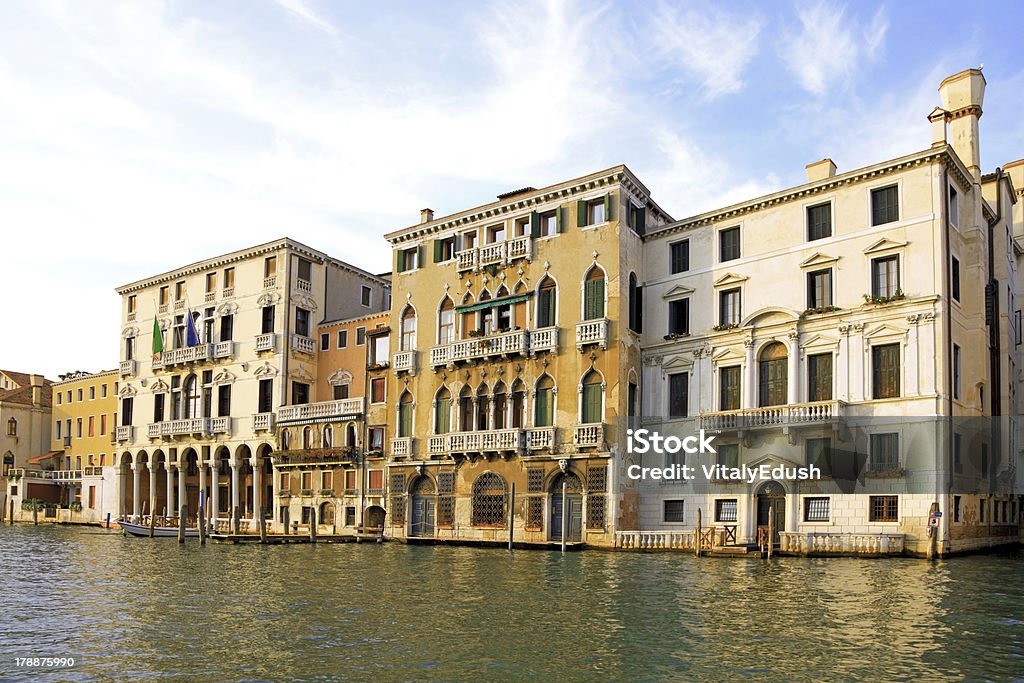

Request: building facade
left=1, top=370, right=52, bottom=519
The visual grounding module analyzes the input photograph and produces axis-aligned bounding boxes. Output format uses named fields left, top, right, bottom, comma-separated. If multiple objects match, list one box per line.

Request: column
left=166, top=463, right=176, bottom=518
left=787, top=332, right=800, bottom=405
left=230, top=459, right=240, bottom=521
left=149, top=463, right=158, bottom=518
left=837, top=325, right=850, bottom=401
left=742, top=339, right=756, bottom=409
left=132, top=464, right=141, bottom=521
left=251, top=456, right=262, bottom=521
left=906, top=314, right=921, bottom=396
left=177, top=459, right=186, bottom=518
left=198, top=457, right=207, bottom=516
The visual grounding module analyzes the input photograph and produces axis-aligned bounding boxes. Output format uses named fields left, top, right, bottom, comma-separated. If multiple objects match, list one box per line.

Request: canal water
left=1, top=526, right=1022, bottom=681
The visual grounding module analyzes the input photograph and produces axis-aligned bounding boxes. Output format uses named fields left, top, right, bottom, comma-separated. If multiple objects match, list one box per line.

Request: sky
left=1, top=0, right=1023, bottom=380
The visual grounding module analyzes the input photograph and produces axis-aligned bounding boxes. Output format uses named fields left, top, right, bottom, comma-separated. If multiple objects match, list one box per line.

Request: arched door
left=409, top=476, right=436, bottom=538
left=756, top=480, right=786, bottom=544
left=549, top=472, right=582, bottom=542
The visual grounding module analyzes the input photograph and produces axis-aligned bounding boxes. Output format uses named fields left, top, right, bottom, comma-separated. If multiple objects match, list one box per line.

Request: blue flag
left=186, top=309, right=201, bottom=347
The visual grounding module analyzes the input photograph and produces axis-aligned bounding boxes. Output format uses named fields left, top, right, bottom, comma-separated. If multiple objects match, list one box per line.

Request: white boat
left=120, top=520, right=200, bottom=538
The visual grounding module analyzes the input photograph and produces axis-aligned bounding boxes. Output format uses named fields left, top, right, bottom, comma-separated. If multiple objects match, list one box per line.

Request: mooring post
left=9, top=499, right=14, bottom=525
left=33, top=501, right=38, bottom=525
left=232, top=506, right=240, bottom=536
left=560, top=481, right=567, bottom=554
left=695, top=507, right=702, bottom=557
left=178, top=505, right=186, bottom=543
left=149, top=509, right=155, bottom=538
left=508, top=482, right=515, bottom=551
left=310, top=507, right=317, bottom=544
left=259, top=507, right=268, bottom=544
left=199, top=504, right=207, bottom=545
left=767, top=505, right=774, bottom=560
left=283, top=507, right=290, bottom=535
left=105, top=512, right=111, bottom=529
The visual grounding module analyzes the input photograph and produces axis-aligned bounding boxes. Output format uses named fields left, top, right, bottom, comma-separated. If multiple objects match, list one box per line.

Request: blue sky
left=1, top=0, right=1022, bottom=379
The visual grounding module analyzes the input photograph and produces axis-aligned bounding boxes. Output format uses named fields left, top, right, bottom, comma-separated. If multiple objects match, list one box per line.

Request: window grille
left=471, top=472, right=507, bottom=526
left=586, top=495, right=606, bottom=529
left=526, top=468, right=544, bottom=493
left=587, top=466, right=607, bottom=492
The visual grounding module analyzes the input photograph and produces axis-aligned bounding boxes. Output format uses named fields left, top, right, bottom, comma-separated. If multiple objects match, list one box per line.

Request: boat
left=120, top=520, right=200, bottom=538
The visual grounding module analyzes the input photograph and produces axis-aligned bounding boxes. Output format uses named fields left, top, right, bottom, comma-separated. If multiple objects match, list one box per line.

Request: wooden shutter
left=396, top=249, right=406, bottom=273
left=417, top=245, right=425, bottom=269
left=556, top=206, right=564, bottom=233
left=582, top=383, right=602, bottom=423
left=604, top=193, right=612, bottom=222
left=635, top=207, right=646, bottom=235
left=433, top=239, right=442, bottom=263
left=535, top=389, right=549, bottom=427
left=585, top=277, right=605, bottom=320
left=537, top=290, right=551, bottom=328
left=530, top=211, right=540, bottom=238
left=636, top=286, right=643, bottom=333
left=576, top=199, right=587, bottom=227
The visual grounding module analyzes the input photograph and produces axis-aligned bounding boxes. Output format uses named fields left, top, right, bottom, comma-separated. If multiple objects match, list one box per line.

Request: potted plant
left=800, top=305, right=842, bottom=318
left=712, top=323, right=739, bottom=331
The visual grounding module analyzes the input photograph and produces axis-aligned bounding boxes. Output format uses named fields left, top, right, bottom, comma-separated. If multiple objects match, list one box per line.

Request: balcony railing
left=455, top=237, right=533, bottom=272
left=779, top=532, right=905, bottom=556
left=392, top=350, right=416, bottom=373
left=212, top=341, right=234, bottom=359
left=296, top=278, right=312, bottom=293
left=83, top=466, right=103, bottom=476
left=429, top=329, right=530, bottom=367
left=573, top=423, right=604, bottom=448
left=263, top=275, right=277, bottom=289
left=275, top=448, right=356, bottom=466
left=119, top=359, right=136, bottom=377
left=429, top=429, right=525, bottom=455
left=528, top=327, right=558, bottom=354
left=223, top=287, right=234, bottom=298
left=479, top=242, right=505, bottom=266
left=575, top=319, right=608, bottom=350
left=277, top=398, right=364, bottom=424
left=52, top=469, right=82, bottom=482
left=156, top=344, right=211, bottom=369
left=116, top=426, right=133, bottom=442
left=252, top=413, right=275, bottom=431
left=526, top=426, right=556, bottom=450
left=698, top=400, right=846, bottom=432
left=391, top=437, right=412, bottom=458
left=255, top=333, right=277, bottom=352
left=507, top=235, right=532, bottom=261
left=204, top=292, right=216, bottom=303
left=456, top=248, right=478, bottom=272
left=146, top=417, right=230, bottom=438
left=292, top=335, right=316, bottom=354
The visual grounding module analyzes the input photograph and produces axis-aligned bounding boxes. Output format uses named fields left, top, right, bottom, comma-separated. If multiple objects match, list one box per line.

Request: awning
left=28, top=451, right=63, bottom=464
left=457, top=293, right=532, bottom=313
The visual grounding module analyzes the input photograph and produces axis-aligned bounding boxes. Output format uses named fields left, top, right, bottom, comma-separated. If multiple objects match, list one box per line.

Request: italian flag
left=152, top=317, right=163, bottom=360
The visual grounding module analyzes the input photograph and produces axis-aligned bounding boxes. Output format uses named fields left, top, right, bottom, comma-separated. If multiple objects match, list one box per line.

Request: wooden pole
left=8, top=499, right=13, bottom=525
left=508, top=483, right=515, bottom=551
left=695, top=507, right=702, bottom=557
left=310, top=507, right=318, bottom=543
left=767, top=505, right=774, bottom=560
left=560, top=481, right=567, bottom=553
left=283, top=507, right=290, bottom=535
left=178, top=505, right=186, bottom=543
left=33, top=501, right=39, bottom=525
left=259, top=507, right=268, bottom=544
left=106, top=512, right=111, bottom=529
left=149, top=508, right=155, bottom=537
left=199, top=504, right=207, bottom=545
left=232, top=505, right=240, bottom=536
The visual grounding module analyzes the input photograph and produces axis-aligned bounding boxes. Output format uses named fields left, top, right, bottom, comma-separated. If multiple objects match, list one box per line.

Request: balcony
left=83, top=466, right=103, bottom=476
left=507, top=235, right=532, bottom=261
left=211, top=341, right=235, bottom=359
left=263, top=275, right=277, bottom=289
left=575, top=319, right=608, bottom=350
left=120, top=359, right=137, bottom=377
left=204, top=292, right=216, bottom=303
left=391, top=437, right=412, bottom=458
left=291, top=334, right=316, bottom=354
left=223, top=287, right=234, bottom=298
left=429, top=429, right=525, bottom=456
left=252, top=413, right=275, bottom=432
left=526, top=426, right=556, bottom=451
left=456, top=248, right=478, bottom=272
left=255, top=333, right=277, bottom=352
left=275, top=448, right=356, bottom=466
left=155, top=344, right=211, bottom=369
left=277, top=398, right=364, bottom=425
left=116, top=426, right=133, bottom=442
left=698, top=400, right=846, bottom=433
left=146, top=417, right=230, bottom=439
left=296, top=278, right=312, bottom=293
left=429, top=329, right=529, bottom=367
left=51, top=470, right=82, bottom=483
left=528, top=327, right=558, bottom=354
left=456, top=236, right=533, bottom=272
left=392, top=350, right=416, bottom=373
left=573, top=423, right=605, bottom=449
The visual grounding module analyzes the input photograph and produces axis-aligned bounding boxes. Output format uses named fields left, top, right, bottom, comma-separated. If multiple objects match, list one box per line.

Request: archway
left=755, top=480, right=786, bottom=544
left=409, top=475, right=436, bottom=538
left=365, top=505, right=385, bottom=531
left=549, top=472, right=582, bottom=542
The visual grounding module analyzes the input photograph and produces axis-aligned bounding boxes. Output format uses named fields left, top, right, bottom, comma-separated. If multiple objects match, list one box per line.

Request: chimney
left=420, top=208, right=434, bottom=224
left=938, top=67, right=986, bottom=181
left=30, top=374, right=43, bottom=407
left=928, top=107, right=949, bottom=147
left=806, top=158, right=837, bottom=183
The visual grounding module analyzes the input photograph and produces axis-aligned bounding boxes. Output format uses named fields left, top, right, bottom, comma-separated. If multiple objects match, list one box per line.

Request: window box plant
left=863, top=289, right=905, bottom=305
left=801, top=305, right=842, bottom=317
left=663, top=332, right=690, bottom=341
left=712, top=323, right=739, bottom=331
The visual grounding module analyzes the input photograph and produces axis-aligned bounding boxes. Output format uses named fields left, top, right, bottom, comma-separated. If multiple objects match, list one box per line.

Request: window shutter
left=576, top=200, right=587, bottom=228
left=636, top=285, right=643, bottom=333
left=537, top=290, right=550, bottom=328
left=556, top=206, right=564, bottom=233
left=583, top=384, right=602, bottom=423
left=396, top=249, right=406, bottom=273
left=418, top=246, right=425, bottom=270
left=535, top=389, right=548, bottom=427
left=635, top=207, right=646, bottom=235
left=585, top=277, right=605, bottom=320
left=604, top=193, right=612, bottom=222
left=530, top=211, right=540, bottom=238
left=433, top=239, right=442, bottom=263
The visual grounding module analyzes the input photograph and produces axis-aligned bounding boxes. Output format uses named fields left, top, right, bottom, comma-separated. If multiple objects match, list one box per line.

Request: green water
left=1, top=525, right=1022, bottom=681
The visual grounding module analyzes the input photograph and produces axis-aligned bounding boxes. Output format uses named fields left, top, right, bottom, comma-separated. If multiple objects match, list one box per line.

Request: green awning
left=457, top=293, right=532, bottom=313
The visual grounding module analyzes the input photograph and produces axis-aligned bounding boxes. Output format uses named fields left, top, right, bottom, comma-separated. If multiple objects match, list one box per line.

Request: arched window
left=345, top=424, right=357, bottom=447
left=400, top=306, right=417, bottom=351
left=302, top=426, right=314, bottom=450
left=535, top=375, right=555, bottom=427
left=583, top=266, right=606, bottom=320
left=434, top=387, right=452, bottom=434
left=628, top=272, right=642, bottom=333
left=398, top=391, right=413, bottom=438
left=492, top=382, right=507, bottom=430
left=6, top=418, right=16, bottom=437
left=183, top=374, right=200, bottom=418
left=478, top=290, right=493, bottom=334
left=320, top=501, right=334, bottom=525
left=510, top=379, right=526, bottom=429
left=758, top=342, right=788, bottom=407
left=495, top=286, right=512, bottom=331
left=322, top=425, right=333, bottom=448
left=536, top=276, right=556, bottom=328
left=581, top=370, right=603, bottom=424
left=459, top=386, right=474, bottom=431
left=471, top=472, right=507, bottom=526
left=460, top=292, right=475, bottom=339
left=475, top=384, right=490, bottom=431
left=281, top=430, right=290, bottom=450
left=438, top=297, right=455, bottom=345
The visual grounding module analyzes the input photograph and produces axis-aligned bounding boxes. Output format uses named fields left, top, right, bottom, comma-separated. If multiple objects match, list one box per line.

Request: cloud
left=781, top=1, right=889, bottom=96
left=272, top=0, right=339, bottom=36
left=650, top=2, right=762, bottom=100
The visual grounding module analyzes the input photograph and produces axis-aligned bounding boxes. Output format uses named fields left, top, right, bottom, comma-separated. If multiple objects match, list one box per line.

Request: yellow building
left=381, top=167, right=671, bottom=546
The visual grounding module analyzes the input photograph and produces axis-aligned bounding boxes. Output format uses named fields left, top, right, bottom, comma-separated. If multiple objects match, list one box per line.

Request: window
left=871, top=255, right=900, bottom=298
left=153, top=393, right=165, bottom=423
left=434, top=236, right=456, bottom=262
left=78, top=388, right=84, bottom=402
left=258, top=379, right=273, bottom=414
left=265, top=256, right=277, bottom=278
left=56, top=393, right=62, bottom=406
left=88, top=416, right=95, bottom=437
left=583, top=267, right=606, bottom=320
left=175, top=280, right=186, bottom=301
left=296, top=258, right=312, bottom=283
left=663, top=500, right=685, bottom=523
left=628, top=274, right=642, bottom=334
left=223, top=267, right=235, bottom=290
left=869, top=433, right=900, bottom=472
left=320, top=333, right=330, bottom=351
left=583, top=197, right=606, bottom=226
left=356, top=327, right=366, bottom=345
left=337, top=329, right=347, bottom=348
left=397, top=247, right=419, bottom=272
left=290, top=382, right=309, bottom=406
left=715, top=499, right=738, bottom=523
left=807, top=203, right=832, bottom=241
left=321, top=471, right=334, bottom=491
left=438, top=298, right=455, bottom=344
left=719, top=227, right=740, bottom=262
left=158, top=286, right=169, bottom=307
left=804, top=497, right=830, bottom=522
left=538, top=209, right=558, bottom=237
left=295, top=308, right=310, bottom=338
left=806, top=438, right=832, bottom=477
left=670, top=240, right=690, bottom=274
left=717, top=443, right=739, bottom=469
left=219, top=314, right=233, bottom=342
left=368, top=428, right=384, bottom=453
left=370, top=378, right=386, bottom=404
left=205, top=272, right=216, bottom=294
left=807, top=269, right=833, bottom=309
left=951, top=256, right=960, bottom=302
left=758, top=342, right=788, bottom=407
left=435, top=388, right=452, bottom=434
left=668, top=299, right=689, bottom=336
left=471, top=472, right=507, bottom=526
left=953, top=344, right=961, bottom=400
left=127, top=295, right=137, bottom=315
left=949, top=185, right=959, bottom=229
left=372, top=334, right=389, bottom=365
left=217, top=385, right=231, bottom=417
left=869, top=495, right=899, bottom=522
left=101, top=384, right=108, bottom=398
left=536, top=277, right=557, bottom=327
left=668, top=372, right=688, bottom=418
left=6, top=418, right=16, bottom=436
left=55, top=420, right=62, bottom=439
left=719, top=288, right=740, bottom=326
left=872, top=344, right=900, bottom=399
left=400, top=306, right=416, bottom=351
left=871, top=185, right=899, bottom=226
left=720, top=366, right=741, bottom=411
left=76, top=418, right=83, bottom=438
left=808, top=353, right=833, bottom=402
left=125, top=336, right=135, bottom=361
left=581, top=371, right=603, bottom=424
left=333, top=383, right=349, bottom=400
left=535, top=376, right=554, bottom=427
left=953, top=432, right=963, bottom=473
left=121, top=397, right=133, bottom=426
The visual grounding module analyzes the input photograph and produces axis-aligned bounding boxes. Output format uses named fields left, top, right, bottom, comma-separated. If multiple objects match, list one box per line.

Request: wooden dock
left=208, top=532, right=385, bottom=544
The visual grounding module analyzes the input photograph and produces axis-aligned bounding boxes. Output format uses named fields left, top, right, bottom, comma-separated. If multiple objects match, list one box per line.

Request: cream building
left=1, top=370, right=52, bottom=518
left=114, top=238, right=389, bottom=531
left=634, top=68, right=1021, bottom=557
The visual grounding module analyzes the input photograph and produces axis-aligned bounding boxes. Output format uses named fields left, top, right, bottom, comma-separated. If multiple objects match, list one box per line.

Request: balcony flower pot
left=800, top=306, right=841, bottom=318
left=863, top=290, right=905, bottom=305
left=712, top=323, right=739, bottom=331
left=663, top=332, right=690, bottom=340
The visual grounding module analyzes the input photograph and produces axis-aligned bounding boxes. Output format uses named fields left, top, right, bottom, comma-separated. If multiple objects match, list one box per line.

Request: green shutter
left=582, top=384, right=602, bottom=424
left=577, top=200, right=587, bottom=228
left=585, top=277, right=605, bottom=320
left=556, top=206, right=564, bottom=233
left=537, top=290, right=551, bottom=327
left=535, top=389, right=549, bottom=427
left=433, top=239, right=442, bottom=263
left=418, top=245, right=425, bottom=269
left=400, top=403, right=412, bottom=437
left=436, top=399, right=451, bottom=434
left=604, top=193, right=612, bottom=222
left=635, top=207, right=646, bottom=235
left=530, top=211, right=540, bottom=238
left=396, top=249, right=406, bottom=273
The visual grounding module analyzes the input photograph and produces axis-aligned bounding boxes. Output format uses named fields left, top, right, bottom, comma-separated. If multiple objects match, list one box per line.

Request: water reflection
left=0, top=526, right=1021, bottom=681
